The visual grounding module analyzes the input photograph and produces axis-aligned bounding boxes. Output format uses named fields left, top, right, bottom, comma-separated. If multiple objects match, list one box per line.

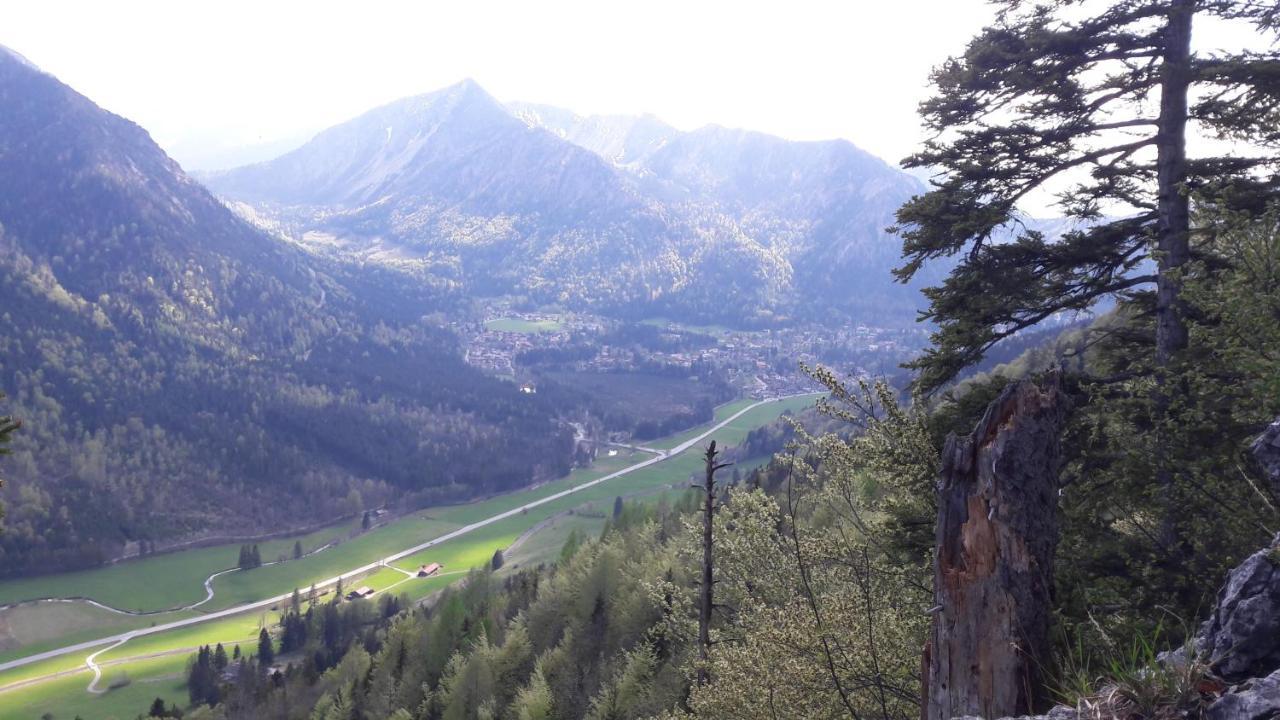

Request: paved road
left=0, top=393, right=817, bottom=683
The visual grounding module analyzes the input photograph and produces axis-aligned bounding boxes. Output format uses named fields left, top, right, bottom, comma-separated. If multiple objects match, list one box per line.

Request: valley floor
left=0, top=394, right=819, bottom=720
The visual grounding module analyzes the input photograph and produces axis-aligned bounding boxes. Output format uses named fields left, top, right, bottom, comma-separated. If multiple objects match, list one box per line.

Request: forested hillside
left=0, top=49, right=574, bottom=576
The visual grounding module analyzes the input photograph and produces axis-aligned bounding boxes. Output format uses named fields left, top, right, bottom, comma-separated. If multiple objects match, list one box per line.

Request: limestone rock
left=1208, top=670, right=1280, bottom=720
left=1198, top=535, right=1280, bottom=682
left=1252, top=417, right=1280, bottom=497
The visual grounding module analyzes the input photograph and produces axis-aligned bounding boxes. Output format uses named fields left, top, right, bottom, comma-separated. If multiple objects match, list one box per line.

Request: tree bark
left=925, top=375, right=1068, bottom=720
left=1153, top=0, right=1194, bottom=552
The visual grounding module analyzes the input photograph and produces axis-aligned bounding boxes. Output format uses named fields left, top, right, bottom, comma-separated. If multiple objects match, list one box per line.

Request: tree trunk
left=697, top=441, right=727, bottom=686
left=925, top=375, right=1068, bottom=720
left=1153, top=0, right=1194, bottom=552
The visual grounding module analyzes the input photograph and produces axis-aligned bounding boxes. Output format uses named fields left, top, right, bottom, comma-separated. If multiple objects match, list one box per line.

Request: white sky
left=0, top=0, right=1002, bottom=170
left=1, top=1, right=1270, bottom=180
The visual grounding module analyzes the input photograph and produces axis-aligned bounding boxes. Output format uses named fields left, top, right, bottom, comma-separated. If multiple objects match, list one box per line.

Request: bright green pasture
left=484, top=317, right=563, bottom=333
left=0, top=653, right=189, bottom=720
left=0, top=519, right=356, bottom=612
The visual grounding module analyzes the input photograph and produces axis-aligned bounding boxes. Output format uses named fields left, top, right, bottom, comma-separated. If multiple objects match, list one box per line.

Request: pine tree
left=612, top=495, right=624, bottom=519
left=258, top=628, right=275, bottom=668
left=894, top=0, right=1280, bottom=392
left=250, top=544, right=261, bottom=568
left=293, top=540, right=303, bottom=560
left=362, top=510, right=372, bottom=530
left=237, top=545, right=249, bottom=570
left=213, top=642, right=228, bottom=670
left=149, top=697, right=166, bottom=717
left=491, top=548, right=505, bottom=571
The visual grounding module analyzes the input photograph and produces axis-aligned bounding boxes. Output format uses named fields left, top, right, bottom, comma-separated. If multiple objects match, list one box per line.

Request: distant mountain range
left=205, top=80, right=932, bottom=326
left=0, top=50, right=572, bottom=576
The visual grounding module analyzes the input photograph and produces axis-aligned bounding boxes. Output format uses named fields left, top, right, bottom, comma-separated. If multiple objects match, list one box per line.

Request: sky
left=0, top=0, right=1002, bottom=171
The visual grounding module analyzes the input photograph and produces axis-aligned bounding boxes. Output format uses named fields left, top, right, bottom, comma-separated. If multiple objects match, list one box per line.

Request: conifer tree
left=293, top=540, right=303, bottom=560
left=895, top=0, right=1280, bottom=391
left=491, top=548, right=504, bottom=570
left=258, top=628, right=275, bottom=667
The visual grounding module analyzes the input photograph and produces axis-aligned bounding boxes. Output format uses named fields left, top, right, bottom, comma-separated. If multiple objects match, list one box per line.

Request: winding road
left=0, top=394, right=816, bottom=693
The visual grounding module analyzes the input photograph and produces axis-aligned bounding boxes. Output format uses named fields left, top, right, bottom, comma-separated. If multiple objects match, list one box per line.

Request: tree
left=149, top=697, right=167, bottom=717
left=925, top=376, right=1068, bottom=720
left=213, top=642, right=228, bottom=670
left=612, top=495, right=624, bottom=519
left=293, top=540, right=303, bottom=560
left=258, top=628, right=275, bottom=667
left=362, top=510, right=372, bottom=531
left=491, top=548, right=505, bottom=571
left=895, top=0, right=1280, bottom=391
left=250, top=544, right=261, bottom=567
left=894, top=0, right=1280, bottom=579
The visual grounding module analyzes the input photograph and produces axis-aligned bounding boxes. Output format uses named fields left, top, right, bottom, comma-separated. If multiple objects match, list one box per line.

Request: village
left=451, top=305, right=924, bottom=399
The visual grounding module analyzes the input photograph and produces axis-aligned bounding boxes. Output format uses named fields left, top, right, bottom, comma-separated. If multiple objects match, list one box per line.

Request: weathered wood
left=925, top=375, right=1068, bottom=720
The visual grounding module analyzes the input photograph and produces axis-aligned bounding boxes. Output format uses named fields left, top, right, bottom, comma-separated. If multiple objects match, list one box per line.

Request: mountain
left=0, top=50, right=573, bottom=576
left=507, top=102, right=679, bottom=167
left=206, top=82, right=931, bottom=326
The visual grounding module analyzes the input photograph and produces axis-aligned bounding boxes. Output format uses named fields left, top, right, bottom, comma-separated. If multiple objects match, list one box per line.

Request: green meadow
left=483, top=317, right=564, bottom=333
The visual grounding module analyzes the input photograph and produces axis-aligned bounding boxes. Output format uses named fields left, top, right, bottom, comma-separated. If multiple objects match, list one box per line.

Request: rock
left=1208, top=669, right=1280, bottom=720
left=1251, top=418, right=1280, bottom=496
left=1199, top=534, right=1280, bottom=682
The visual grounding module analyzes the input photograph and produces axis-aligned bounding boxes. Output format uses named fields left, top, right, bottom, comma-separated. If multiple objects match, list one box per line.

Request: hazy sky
left=0, top=0, right=1001, bottom=170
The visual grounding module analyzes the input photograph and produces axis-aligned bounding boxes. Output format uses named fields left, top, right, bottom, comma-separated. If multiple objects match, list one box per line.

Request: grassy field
left=0, top=518, right=358, bottom=611
left=0, top=395, right=820, bottom=719
left=484, top=317, right=563, bottom=333
left=0, top=653, right=189, bottom=720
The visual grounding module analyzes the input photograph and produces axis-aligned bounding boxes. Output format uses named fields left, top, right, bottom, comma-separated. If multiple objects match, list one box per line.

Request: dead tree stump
left=925, top=375, right=1068, bottom=720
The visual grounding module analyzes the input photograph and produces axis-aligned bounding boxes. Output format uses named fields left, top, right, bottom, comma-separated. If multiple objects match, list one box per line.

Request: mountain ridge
left=207, top=80, right=932, bottom=325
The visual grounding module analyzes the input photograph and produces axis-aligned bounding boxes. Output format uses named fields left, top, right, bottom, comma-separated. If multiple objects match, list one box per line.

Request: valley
left=0, top=394, right=817, bottom=719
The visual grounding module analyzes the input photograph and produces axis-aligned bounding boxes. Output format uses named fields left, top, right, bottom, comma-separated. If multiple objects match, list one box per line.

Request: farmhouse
left=417, top=562, right=442, bottom=577
left=346, top=586, right=375, bottom=600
